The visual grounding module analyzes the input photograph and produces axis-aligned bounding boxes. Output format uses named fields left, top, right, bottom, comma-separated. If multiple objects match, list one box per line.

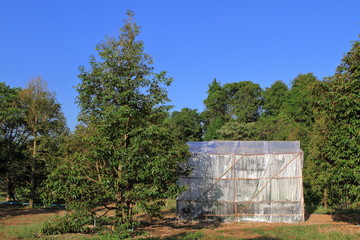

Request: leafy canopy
left=43, top=11, right=190, bottom=234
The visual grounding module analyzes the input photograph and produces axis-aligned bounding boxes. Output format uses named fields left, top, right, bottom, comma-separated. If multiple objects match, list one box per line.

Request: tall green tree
left=202, top=79, right=227, bottom=140
left=256, top=74, right=318, bottom=143
left=43, top=11, right=190, bottom=234
left=202, top=80, right=263, bottom=140
left=203, top=79, right=227, bottom=120
left=309, top=40, right=360, bottom=208
left=262, top=80, right=288, bottom=117
left=203, top=116, right=225, bottom=141
left=167, top=108, right=202, bottom=142
left=0, top=82, right=27, bottom=201
left=223, top=81, right=263, bottom=123
left=217, top=81, right=262, bottom=140
left=19, top=77, right=67, bottom=208
left=282, top=73, right=318, bottom=128
left=253, top=80, right=289, bottom=141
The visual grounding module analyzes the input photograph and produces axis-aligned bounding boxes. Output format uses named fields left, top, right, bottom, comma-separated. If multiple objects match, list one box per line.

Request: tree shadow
left=140, top=232, right=196, bottom=240
left=0, top=206, right=63, bottom=218
left=304, top=211, right=312, bottom=221
left=332, top=212, right=360, bottom=225
left=242, top=237, right=280, bottom=240
left=140, top=216, right=221, bottom=230
left=304, top=205, right=321, bottom=221
left=304, top=205, right=360, bottom=225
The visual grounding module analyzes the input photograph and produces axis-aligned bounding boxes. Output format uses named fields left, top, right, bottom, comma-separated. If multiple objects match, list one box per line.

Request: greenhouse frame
left=177, top=141, right=305, bottom=223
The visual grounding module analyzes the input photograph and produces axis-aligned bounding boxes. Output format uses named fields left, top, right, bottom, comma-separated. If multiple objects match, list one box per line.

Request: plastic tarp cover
left=177, top=141, right=304, bottom=223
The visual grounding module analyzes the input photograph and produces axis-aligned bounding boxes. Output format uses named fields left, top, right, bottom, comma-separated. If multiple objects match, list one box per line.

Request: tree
left=167, top=108, right=202, bottom=141
left=203, top=116, right=225, bottom=141
left=262, top=80, right=288, bottom=117
left=214, top=81, right=262, bottom=140
left=0, top=82, right=27, bottom=201
left=43, top=11, right=190, bottom=234
left=218, top=121, right=259, bottom=140
left=282, top=73, right=318, bottom=128
left=202, top=80, right=262, bottom=141
left=201, top=79, right=227, bottom=140
left=309, top=40, right=360, bottom=208
left=223, top=81, right=263, bottom=123
left=203, top=79, right=227, bottom=120
left=19, top=77, right=67, bottom=208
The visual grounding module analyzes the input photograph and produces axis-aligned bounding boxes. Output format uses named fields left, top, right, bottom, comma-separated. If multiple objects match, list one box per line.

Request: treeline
left=167, top=44, right=359, bottom=208
left=0, top=11, right=359, bottom=235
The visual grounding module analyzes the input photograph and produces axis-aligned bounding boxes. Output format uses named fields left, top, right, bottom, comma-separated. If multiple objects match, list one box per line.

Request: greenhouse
left=177, top=141, right=305, bottom=223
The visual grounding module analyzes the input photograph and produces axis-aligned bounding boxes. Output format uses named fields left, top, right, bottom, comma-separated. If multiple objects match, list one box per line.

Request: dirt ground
left=137, top=211, right=360, bottom=239
left=0, top=207, right=359, bottom=239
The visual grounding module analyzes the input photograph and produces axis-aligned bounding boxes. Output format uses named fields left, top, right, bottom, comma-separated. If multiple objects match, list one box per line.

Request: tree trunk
left=29, top=167, right=35, bottom=208
left=29, top=134, right=37, bottom=208
left=323, top=188, right=328, bottom=209
left=5, top=176, right=15, bottom=202
left=115, top=193, right=123, bottom=218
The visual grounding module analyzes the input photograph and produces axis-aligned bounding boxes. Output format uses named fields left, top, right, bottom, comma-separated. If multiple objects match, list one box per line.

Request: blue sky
left=1, top=0, right=360, bottom=131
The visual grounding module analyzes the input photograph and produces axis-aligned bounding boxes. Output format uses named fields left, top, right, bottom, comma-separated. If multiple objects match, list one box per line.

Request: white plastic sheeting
left=177, top=141, right=304, bottom=223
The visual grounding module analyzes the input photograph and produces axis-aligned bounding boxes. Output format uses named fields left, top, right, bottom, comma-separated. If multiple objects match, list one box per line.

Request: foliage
left=203, top=79, right=227, bottom=121
left=309, top=40, right=360, bottom=208
left=42, top=11, right=191, bottom=234
left=202, top=79, right=227, bottom=140
left=18, top=77, right=68, bottom=207
left=218, top=121, right=258, bottom=140
left=0, top=79, right=67, bottom=204
left=0, top=82, right=22, bottom=128
left=202, top=116, right=225, bottom=141
left=222, top=81, right=263, bottom=123
left=0, top=82, right=26, bottom=201
left=41, top=212, right=93, bottom=235
left=282, top=73, right=318, bottom=127
left=202, top=80, right=262, bottom=140
left=167, top=108, right=202, bottom=141
left=262, top=80, right=288, bottom=117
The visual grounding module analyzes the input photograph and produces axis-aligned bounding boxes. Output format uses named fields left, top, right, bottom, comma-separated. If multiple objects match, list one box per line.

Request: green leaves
left=309, top=40, right=360, bottom=208
left=167, top=108, right=203, bottom=142
left=44, top=11, right=190, bottom=234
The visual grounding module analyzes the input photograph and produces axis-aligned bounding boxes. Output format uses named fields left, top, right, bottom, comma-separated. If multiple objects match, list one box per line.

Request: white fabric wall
left=177, top=141, right=304, bottom=223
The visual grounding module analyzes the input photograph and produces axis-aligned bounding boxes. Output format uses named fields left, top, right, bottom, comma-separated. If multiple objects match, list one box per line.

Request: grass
left=306, top=205, right=333, bottom=214
left=139, top=231, right=205, bottom=240
left=0, top=191, right=6, bottom=202
left=240, top=225, right=360, bottom=240
left=305, top=204, right=360, bottom=215
left=0, top=202, right=359, bottom=240
left=1, top=219, right=359, bottom=240
left=0, top=221, right=45, bottom=240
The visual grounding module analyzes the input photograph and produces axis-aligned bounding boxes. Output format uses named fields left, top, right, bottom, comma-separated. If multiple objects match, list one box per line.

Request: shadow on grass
left=0, top=206, right=63, bottom=219
left=141, top=232, right=190, bottom=240
left=140, top=216, right=221, bottom=230
left=242, top=237, right=280, bottom=240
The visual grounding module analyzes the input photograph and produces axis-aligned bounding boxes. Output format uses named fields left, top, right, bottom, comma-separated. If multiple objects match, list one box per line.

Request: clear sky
left=1, top=0, right=360, bottom=131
